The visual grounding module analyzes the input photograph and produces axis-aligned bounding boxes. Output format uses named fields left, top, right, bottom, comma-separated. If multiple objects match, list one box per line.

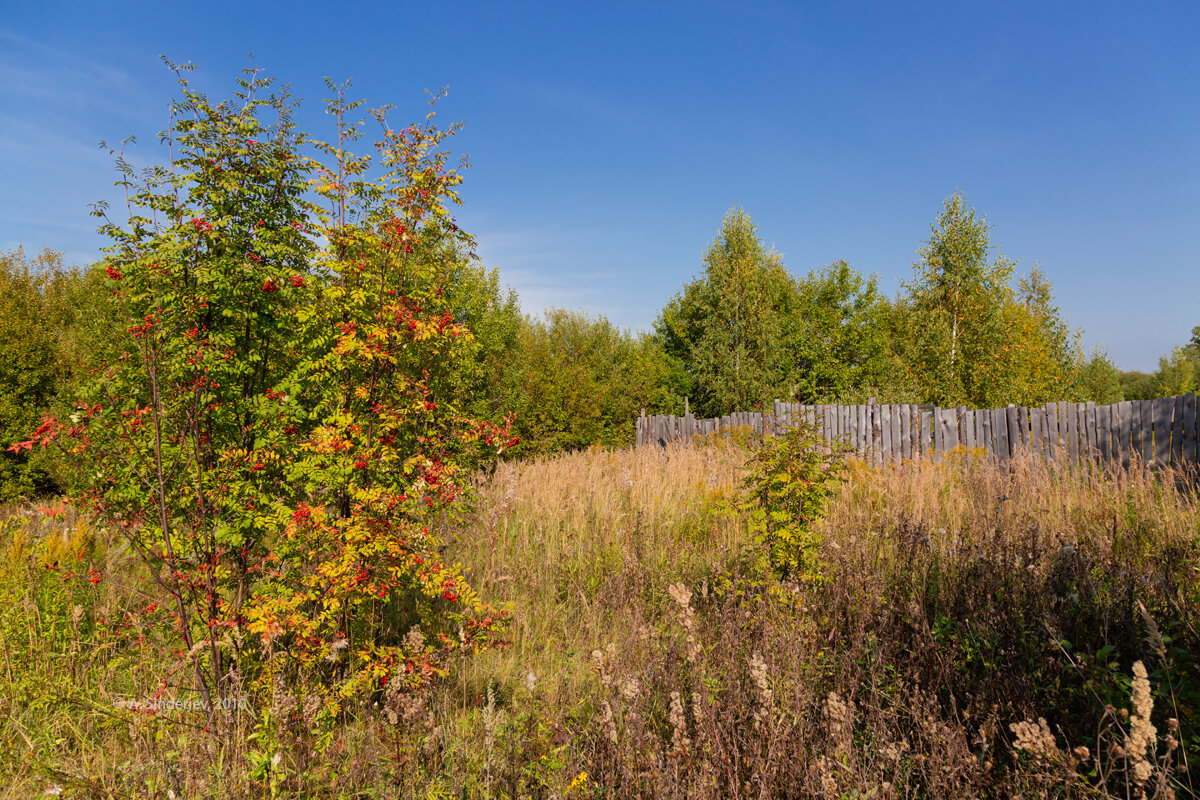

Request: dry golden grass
left=436, top=444, right=1198, bottom=799
left=449, top=441, right=751, bottom=698
left=3, top=442, right=1197, bottom=798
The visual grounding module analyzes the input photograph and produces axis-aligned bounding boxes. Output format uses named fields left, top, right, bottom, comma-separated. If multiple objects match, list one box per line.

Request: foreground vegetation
left=1, top=66, right=1197, bottom=799
left=3, top=442, right=1196, bottom=798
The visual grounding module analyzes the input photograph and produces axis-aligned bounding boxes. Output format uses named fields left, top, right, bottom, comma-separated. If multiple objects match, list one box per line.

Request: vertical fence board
left=1117, top=401, right=1131, bottom=469
left=883, top=405, right=895, bottom=464
left=1184, top=394, right=1197, bottom=464
left=979, top=410, right=991, bottom=461
left=863, top=404, right=872, bottom=461
left=931, top=407, right=940, bottom=462
left=1085, top=402, right=1097, bottom=462
left=868, top=404, right=877, bottom=460
left=1172, top=395, right=1186, bottom=464
left=893, top=405, right=903, bottom=463
left=1079, top=403, right=1091, bottom=468
left=1192, top=393, right=1200, bottom=463
left=994, top=408, right=1010, bottom=462
left=871, top=404, right=882, bottom=465
left=1044, top=403, right=1059, bottom=462
left=1079, top=402, right=1090, bottom=462
left=900, top=405, right=912, bottom=459
left=942, top=409, right=959, bottom=453
left=917, top=405, right=928, bottom=460
left=920, top=409, right=933, bottom=459
left=1154, top=397, right=1173, bottom=466
left=1060, top=402, right=1075, bottom=465
left=1127, top=401, right=1141, bottom=464
left=1097, top=404, right=1112, bottom=463
left=1016, top=406, right=1029, bottom=455
left=1139, top=400, right=1154, bottom=465
left=1074, top=402, right=1086, bottom=463
left=1030, top=406, right=1045, bottom=460
left=1006, top=406, right=1020, bottom=460
left=879, top=406, right=891, bottom=464
left=1116, top=403, right=1130, bottom=465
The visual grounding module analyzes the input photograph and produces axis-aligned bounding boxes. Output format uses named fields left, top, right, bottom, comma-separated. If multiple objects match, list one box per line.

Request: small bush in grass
left=743, top=419, right=844, bottom=582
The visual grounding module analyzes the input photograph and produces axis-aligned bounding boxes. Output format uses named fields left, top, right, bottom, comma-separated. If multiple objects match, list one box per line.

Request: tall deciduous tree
left=0, top=248, right=63, bottom=499
left=788, top=260, right=891, bottom=403
left=21, top=67, right=509, bottom=724
left=498, top=309, right=672, bottom=453
left=900, top=193, right=1017, bottom=407
left=974, top=266, right=1084, bottom=405
left=657, top=209, right=796, bottom=417
left=1152, top=346, right=1199, bottom=397
left=1077, top=349, right=1124, bottom=404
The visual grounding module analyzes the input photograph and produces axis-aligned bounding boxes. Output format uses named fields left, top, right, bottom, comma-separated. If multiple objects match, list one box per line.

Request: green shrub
left=743, top=419, right=844, bottom=582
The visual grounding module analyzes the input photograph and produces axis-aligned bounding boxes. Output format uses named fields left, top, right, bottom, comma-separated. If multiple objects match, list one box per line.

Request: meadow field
left=1, top=439, right=1196, bottom=799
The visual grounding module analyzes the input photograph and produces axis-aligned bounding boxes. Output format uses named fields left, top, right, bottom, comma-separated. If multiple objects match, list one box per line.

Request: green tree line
left=2, top=193, right=1194, bottom=499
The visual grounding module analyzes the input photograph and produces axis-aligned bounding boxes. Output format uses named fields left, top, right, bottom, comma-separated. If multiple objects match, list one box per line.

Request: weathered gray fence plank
left=1139, top=400, right=1154, bottom=465
left=1184, top=394, right=1198, bottom=464
left=994, top=408, right=1009, bottom=462
left=1118, top=401, right=1132, bottom=469
left=1097, top=404, right=1111, bottom=463
left=1154, top=397, right=1173, bottom=465
left=1030, top=406, right=1044, bottom=460
left=1172, top=395, right=1186, bottom=464
left=1044, top=403, right=1059, bottom=461
left=1006, top=406, right=1020, bottom=460
left=1060, top=402, right=1075, bottom=465
left=879, top=405, right=891, bottom=464
left=889, top=405, right=901, bottom=463
left=1089, top=407, right=1099, bottom=462
left=932, top=407, right=945, bottom=459
left=942, top=408, right=959, bottom=453
left=920, top=409, right=933, bottom=458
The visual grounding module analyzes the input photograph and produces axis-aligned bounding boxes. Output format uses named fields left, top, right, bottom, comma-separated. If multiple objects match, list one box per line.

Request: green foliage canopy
left=657, top=209, right=796, bottom=417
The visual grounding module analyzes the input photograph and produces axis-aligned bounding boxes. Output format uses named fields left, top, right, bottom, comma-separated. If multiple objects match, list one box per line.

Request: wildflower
left=750, top=653, right=774, bottom=726
left=1010, top=717, right=1060, bottom=762
left=669, top=691, right=690, bottom=752
left=1125, top=660, right=1156, bottom=788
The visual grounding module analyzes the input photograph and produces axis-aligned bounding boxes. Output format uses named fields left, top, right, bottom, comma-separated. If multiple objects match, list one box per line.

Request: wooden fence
left=635, top=395, right=1200, bottom=469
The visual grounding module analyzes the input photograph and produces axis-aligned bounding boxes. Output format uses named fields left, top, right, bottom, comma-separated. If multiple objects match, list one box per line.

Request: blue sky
left=2, top=1, right=1196, bottom=370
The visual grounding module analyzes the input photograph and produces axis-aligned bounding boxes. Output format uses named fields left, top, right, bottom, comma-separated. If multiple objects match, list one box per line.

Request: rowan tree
left=15, top=66, right=510, bottom=728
